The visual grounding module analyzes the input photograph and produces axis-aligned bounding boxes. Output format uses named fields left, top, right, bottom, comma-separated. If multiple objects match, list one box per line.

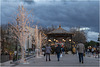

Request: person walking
left=42, top=47, right=46, bottom=57
left=95, top=47, right=99, bottom=58
left=77, top=41, right=85, bottom=64
left=87, top=48, right=89, bottom=54
left=62, top=47, right=65, bottom=56
left=55, top=44, right=62, bottom=61
left=45, top=44, right=51, bottom=61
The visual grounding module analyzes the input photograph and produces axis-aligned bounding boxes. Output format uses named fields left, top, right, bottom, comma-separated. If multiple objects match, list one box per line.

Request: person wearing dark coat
left=55, top=44, right=62, bottom=61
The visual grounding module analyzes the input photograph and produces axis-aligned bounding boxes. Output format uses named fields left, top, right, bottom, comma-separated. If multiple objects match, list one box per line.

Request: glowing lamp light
left=54, top=39, right=56, bottom=41
left=48, top=39, right=51, bottom=41
left=56, top=40, right=58, bottom=42
left=69, top=39, right=71, bottom=42
left=64, top=40, right=66, bottom=42
left=62, top=39, right=66, bottom=42
left=62, top=39, right=64, bottom=40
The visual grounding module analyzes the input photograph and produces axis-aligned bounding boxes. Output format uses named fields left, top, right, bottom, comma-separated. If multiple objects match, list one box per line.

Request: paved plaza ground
left=1, top=54, right=100, bottom=67
left=8, top=54, right=99, bottom=67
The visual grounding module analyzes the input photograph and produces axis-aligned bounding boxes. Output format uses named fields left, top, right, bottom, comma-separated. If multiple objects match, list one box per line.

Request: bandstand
left=47, top=25, right=74, bottom=53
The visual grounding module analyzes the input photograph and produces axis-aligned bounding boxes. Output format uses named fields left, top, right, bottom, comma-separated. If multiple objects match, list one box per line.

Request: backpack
left=56, top=46, right=61, bottom=53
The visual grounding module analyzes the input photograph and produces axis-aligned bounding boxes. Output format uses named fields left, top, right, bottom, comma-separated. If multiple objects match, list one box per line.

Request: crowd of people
left=72, top=45, right=100, bottom=58
left=42, top=41, right=100, bottom=64
left=44, top=44, right=63, bottom=61
left=86, top=46, right=99, bottom=58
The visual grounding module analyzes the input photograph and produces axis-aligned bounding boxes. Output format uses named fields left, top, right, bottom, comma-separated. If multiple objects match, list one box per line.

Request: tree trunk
left=20, top=46, right=26, bottom=63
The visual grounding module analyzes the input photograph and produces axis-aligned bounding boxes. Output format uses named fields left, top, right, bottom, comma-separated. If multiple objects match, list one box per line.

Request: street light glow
left=54, top=39, right=56, bottom=41
left=56, top=40, right=58, bottom=42
left=48, top=39, right=51, bottom=42
left=69, top=39, right=71, bottom=42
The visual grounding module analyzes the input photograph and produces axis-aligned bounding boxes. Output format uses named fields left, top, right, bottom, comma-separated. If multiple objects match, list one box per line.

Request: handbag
left=60, top=54, right=62, bottom=57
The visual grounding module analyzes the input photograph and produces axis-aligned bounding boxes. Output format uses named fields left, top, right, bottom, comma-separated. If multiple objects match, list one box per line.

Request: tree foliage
left=1, top=24, right=17, bottom=54
left=70, top=28, right=87, bottom=44
left=39, top=25, right=57, bottom=34
left=39, top=25, right=57, bottom=46
left=85, top=40, right=98, bottom=48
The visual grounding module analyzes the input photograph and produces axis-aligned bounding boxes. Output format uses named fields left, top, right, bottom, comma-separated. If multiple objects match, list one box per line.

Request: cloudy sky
left=0, top=0, right=99, bottom=41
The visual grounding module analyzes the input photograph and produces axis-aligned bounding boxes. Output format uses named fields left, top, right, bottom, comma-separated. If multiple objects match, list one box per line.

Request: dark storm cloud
left=31, top=1, right=99, bottom=32
left=24, top=0, right=35, bottom=4
left=1, top=1, right=99, bottom=32
left=1, top=0, right=99, bottom=41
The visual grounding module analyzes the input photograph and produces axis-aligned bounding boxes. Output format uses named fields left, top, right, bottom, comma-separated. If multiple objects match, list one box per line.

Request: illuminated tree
left=9, top=5, right=34, bottom=63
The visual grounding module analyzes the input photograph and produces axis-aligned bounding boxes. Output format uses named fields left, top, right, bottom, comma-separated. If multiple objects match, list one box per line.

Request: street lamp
left=56, top=40, right=58, bottom=42
left=62, top=39, right=66, bottom=42
left=48, top=39, right=51, bottom=42
left=69, top=39, right=71, bottom=42
left=54, top=39, right=56, bottom=41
